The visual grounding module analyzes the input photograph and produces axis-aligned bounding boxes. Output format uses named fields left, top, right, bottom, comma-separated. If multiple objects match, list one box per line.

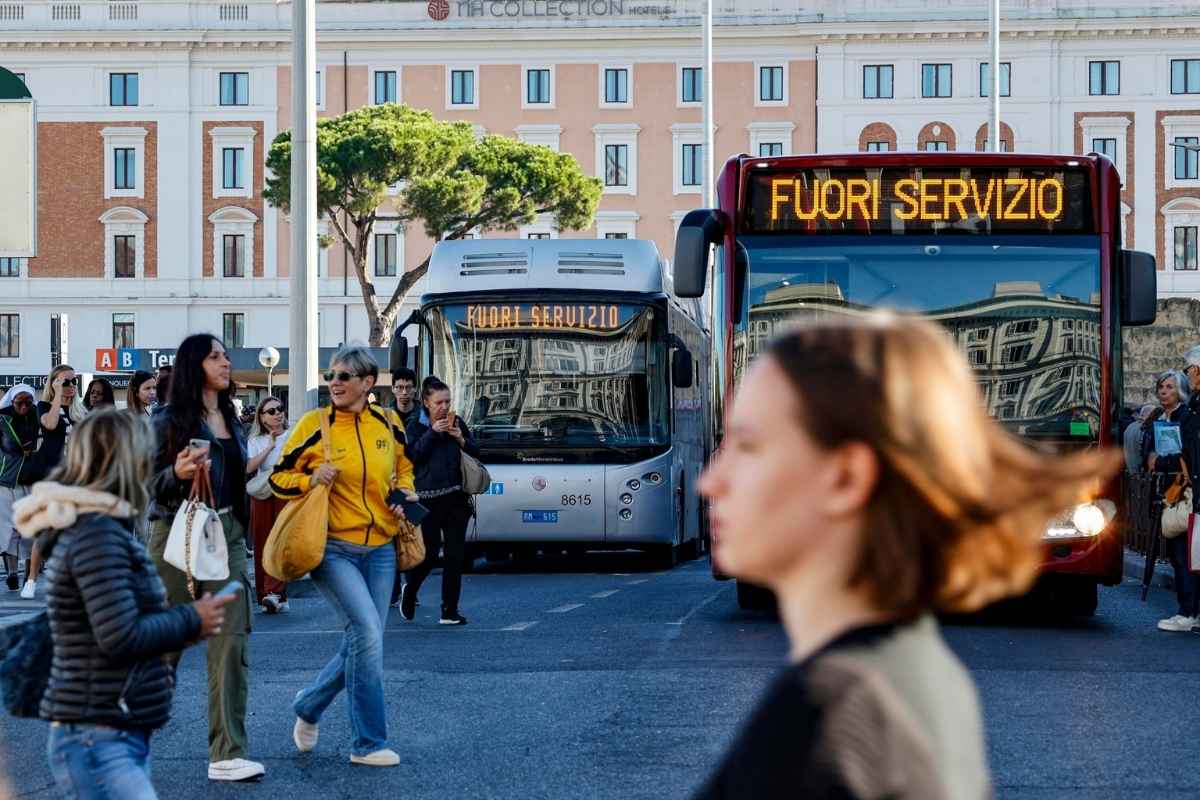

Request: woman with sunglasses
left=1, top=384, right=41, bottom=595
left=246, top=398, right=290, bottom=613
left=271, top=346, right=417, bottom=767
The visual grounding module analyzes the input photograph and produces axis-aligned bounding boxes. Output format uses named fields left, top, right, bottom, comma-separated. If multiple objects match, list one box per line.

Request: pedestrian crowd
left=1121, top=348, right=1200, bottom=634
left=0, top=334, right=484, bottom=798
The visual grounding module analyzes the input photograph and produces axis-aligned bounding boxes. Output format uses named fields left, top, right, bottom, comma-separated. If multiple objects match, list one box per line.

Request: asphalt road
left=2, top=553, right=1199, bottom=799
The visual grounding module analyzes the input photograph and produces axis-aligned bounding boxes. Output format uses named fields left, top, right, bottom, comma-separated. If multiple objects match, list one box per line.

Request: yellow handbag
left=263, top=410, right=333, bottom=581
left=384, top=413, right=426, bottom=571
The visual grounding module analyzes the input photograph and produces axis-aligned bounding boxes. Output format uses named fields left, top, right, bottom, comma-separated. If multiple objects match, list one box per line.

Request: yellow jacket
left=270, top=405, right=416, bottom=547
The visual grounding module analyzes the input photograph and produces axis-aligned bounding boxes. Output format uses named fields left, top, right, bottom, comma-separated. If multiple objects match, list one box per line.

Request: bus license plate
left=522, top=510, right=559, bottom=524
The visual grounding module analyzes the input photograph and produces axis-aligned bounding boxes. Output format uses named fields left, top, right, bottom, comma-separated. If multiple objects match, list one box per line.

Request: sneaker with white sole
left=208, top=758, right=265, bottom=782
left=19, top=580, right=35, bottom=600
left=293, top=717, right=318, bottom=753
left=261, top=593, right=281, bottom=614
left=1157, top=614, right=1198, bottom=632
left=277, top=600, right=290, bottom=614
left=439, top=611, right=468, bottom=626
left=350, top=749, right=400, bottom=767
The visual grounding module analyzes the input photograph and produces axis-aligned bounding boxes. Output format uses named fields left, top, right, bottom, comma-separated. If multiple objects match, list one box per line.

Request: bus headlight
left=644, top=472, right=663, bottom=485
left=627, top=479, right=641, bottom=491
left=1045, top=500, right=1116, bottom=538
left=620, top=493, right=634, bottom=505
left=619, top=509, right=633, bottom=521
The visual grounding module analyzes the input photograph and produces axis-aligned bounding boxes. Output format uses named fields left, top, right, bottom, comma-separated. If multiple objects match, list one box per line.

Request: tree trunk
left=376, top=254, right=433, bottom=345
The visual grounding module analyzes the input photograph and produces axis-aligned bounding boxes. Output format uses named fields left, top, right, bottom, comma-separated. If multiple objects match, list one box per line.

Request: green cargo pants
left=148, top=513, right=252, bottom=763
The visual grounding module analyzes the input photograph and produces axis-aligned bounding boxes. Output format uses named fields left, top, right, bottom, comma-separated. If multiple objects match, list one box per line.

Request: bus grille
left=459, top=252, right=528, bottom=276
left=557, top=252, right=626, bottom=276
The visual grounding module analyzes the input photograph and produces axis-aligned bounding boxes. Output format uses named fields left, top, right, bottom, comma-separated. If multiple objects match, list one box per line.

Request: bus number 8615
left=562, top=494, right=592, bottom=506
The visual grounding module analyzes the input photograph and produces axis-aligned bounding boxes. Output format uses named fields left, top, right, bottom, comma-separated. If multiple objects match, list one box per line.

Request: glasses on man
left=261, top=407, right=283, bottom=416
left=323, top=371, right=361, bottom=383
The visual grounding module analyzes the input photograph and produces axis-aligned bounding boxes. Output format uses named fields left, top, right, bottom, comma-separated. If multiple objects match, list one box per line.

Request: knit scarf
left=13, top=482, right=133, bottom=539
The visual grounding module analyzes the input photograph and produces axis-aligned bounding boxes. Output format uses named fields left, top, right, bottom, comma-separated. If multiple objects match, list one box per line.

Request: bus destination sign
left=465, top=303, right=623, bottom=331
left=743, top=166, right=1093, bottom=235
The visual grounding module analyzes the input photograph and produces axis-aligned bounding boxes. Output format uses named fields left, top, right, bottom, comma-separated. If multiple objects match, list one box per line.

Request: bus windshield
left=736, top=233, right=1103, bottom=440
left=423, top=301, right=670, bottom=456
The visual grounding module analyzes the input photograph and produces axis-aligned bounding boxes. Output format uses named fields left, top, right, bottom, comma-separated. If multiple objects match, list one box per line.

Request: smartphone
left=213, top=579, right=243, bottom=598
left=387, top=490, right=430, bottom=526
left=446, top=410, right=457, bottom=427
left=188, top=438, right=211, bottom=453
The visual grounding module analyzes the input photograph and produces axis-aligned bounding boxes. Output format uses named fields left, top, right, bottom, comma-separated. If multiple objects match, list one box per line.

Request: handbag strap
left=318, top=408, right=333, bottom=463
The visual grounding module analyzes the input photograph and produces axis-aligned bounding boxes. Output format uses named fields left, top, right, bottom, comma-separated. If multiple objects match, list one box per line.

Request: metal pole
left=288, top=0, right=319, bottom=419
left=989, top=0, right=1001, bottom=153
left=267, top=366, right=274, bottom=398
left=702, top=0, right=714, bottom=208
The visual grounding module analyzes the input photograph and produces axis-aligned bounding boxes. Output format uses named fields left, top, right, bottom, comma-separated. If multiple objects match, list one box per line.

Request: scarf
left=0, top=383, right=37, bottom=411
left=14, top=482, right=133, bottom=539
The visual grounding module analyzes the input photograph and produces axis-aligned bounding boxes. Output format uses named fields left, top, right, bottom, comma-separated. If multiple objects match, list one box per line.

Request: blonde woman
left=693, top=315, right=1118, bottom=799
left=15, top=408, right=232, bottom=800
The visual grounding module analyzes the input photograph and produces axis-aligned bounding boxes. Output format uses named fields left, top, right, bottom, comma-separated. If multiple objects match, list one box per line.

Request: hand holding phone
left=387, top=489, right=429, bottom=525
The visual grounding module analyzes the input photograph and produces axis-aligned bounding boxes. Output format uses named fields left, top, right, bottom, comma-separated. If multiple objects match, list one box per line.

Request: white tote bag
left=164, top=462, right=229, bottom=595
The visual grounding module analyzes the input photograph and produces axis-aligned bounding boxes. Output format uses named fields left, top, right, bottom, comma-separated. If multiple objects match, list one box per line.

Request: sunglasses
left=324, top=370, right=361, bottom=383
left=12, top=398, right=31, bottom=407
left=261, top=407, right=283, bottom=416
left=59, top=378, right=77, bottom=387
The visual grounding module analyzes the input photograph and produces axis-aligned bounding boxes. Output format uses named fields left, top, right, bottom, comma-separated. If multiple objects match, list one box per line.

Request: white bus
left=392, top=239, right=710, bottom=567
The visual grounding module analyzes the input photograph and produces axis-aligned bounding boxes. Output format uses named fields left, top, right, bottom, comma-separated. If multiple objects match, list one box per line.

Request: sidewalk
left=1124, top=547, right=1174, bottom=590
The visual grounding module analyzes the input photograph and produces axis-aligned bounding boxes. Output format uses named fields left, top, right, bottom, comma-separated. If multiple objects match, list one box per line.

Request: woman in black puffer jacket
left=399, top=376, right=480, bottom=626
left=14, top=409, right=233, bottom=800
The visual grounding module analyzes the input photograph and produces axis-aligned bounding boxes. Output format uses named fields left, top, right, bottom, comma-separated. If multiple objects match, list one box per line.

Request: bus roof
left=734, top=151, right=1106, bottom=170
left=423, top=238, right=667, bottom=297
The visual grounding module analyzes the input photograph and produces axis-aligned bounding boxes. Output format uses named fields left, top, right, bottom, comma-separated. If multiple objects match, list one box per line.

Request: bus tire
left=1066, top=579, right=1099, bottom=617
left=736, top=581, right=775, bottom=611
left=650, top=544, right=678, bottom=570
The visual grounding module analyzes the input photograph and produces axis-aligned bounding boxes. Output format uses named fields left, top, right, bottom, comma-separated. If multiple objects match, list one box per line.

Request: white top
left=247, top=431, right=288, bottom=475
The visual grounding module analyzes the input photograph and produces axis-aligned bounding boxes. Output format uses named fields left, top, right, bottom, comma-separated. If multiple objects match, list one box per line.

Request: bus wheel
left=735, top=581, right=775, bottom=612
left=484, top=546, right=511, bottom=564
left=649, top=544, right=678, bottom=570
left=1064, top=578, right=1099, bottom=617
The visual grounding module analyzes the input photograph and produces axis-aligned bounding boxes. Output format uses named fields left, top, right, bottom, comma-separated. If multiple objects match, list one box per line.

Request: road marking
left=591, top=590, right=620, bottom=599
left=627, top=579, right=649, bottom=585
left=501, top=621, right=539, bottom=631
left=668, top=586, right=728, bottom=627
left=547, top=603, right=584, bottom=613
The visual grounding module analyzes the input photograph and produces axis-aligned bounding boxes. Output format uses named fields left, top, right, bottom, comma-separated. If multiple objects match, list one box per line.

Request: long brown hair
left=767, top=314, right=1120, bottom=616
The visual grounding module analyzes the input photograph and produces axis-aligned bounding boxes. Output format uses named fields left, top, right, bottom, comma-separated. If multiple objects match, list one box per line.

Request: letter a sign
left=0, top=67, right=35, bottom=258
left=95, top=349, right=117, bottom=371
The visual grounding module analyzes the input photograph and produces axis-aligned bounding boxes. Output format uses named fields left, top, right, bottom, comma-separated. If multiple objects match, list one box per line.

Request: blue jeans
left=294, top=538, right=395, bottom=756
left=47, top=723, right=157, bottom=800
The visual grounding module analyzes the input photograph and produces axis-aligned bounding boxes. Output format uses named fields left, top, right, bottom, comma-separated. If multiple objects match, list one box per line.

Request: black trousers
left=1167, top=532, right=1200, bottom=617
left=401, top=493, right=472, bottom=615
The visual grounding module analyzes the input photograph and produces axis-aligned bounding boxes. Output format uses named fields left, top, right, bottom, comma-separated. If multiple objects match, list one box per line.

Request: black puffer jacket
left=40, top=513, right=202, bottom=730
left=406, top=415, right=480, bottom=500
left=150, top=405, right=248, bottom=526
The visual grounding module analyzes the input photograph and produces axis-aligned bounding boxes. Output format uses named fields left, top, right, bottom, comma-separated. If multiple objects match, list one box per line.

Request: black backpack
left=0, top=610, right=51, bottom=718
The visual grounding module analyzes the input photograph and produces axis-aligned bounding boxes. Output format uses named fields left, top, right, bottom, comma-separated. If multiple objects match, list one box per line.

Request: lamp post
left=288, top=0, right=319, bottom=421
left=259, top=346, right=281, bottom=397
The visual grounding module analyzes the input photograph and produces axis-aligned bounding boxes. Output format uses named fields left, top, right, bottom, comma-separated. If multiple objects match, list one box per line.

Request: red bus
left=674, top=152, right=1158, bottom=614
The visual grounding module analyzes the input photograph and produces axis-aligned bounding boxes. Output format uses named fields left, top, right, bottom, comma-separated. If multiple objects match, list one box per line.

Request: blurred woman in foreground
left=694, top=314, right=1118, bottom=800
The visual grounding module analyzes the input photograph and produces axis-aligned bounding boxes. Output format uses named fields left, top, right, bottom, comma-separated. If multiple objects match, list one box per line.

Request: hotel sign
left=444, top=0, right=676, bottom=19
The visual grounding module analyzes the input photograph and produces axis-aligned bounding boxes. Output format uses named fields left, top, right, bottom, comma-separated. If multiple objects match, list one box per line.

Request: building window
left=921, top=63, right=952, bottom=98
left=979, top=62, right=1011, bottom=97
left=1176, top=226, right=1199, bottom=270
left=450, top=69, right=475, bottom=106
left=924, top=141, right=949, bottom=152
left=681, top=67, right=702, bottom=103
left=681, top=143, right=702, bottom=187
left=1175, top=137, right=1199, bottom=180
left=525, top=68, right=551, bottom=105
left=109, top=73, right=138, bottom=106
left=374, top=70, right=397, bottom=104
left=1089, top=61, right=1119, bottom=96
left=866, top=141, right=889, bottom=152
left=374, top=233, right=397, bottom=277
left=0, top=258, right=19, bottom=278
left=605, top=144, right=628, bottom=187
left=758, top=65, right=784, bottom=102
left=219, top=72, right=249, bottom=106
left=114, top=148, right=135, bottom=190
left=112, top=313, right=135, bottom=349
left=863, top=65, right=893, bottom=99
left=758, top=142, right=783, bottom=157
left=604, top=232, right=628, bottom=239
left=113, top=236, right=137, bottom=278
left=222, top=147, right=245, bottom=190
left=0, top=314, right=18, bottom=358
left=604, top=68, right=628, bottom=104
left=1092, top=137, right=1117, bottom=161
left=223, top=313, right=245, bottom=349
left=223, top=234, right=246, bottom=278
left=527, top=233, right=551, bottom=240
left=982, top=139, right=1011, bottom=152
left=1171, top=59, right=1200, bottom=95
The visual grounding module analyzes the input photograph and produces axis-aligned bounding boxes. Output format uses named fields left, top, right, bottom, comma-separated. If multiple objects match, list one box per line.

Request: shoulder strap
left=318, top=408, right=332, bottom=461
left=385, top=410, right=397, bottom=488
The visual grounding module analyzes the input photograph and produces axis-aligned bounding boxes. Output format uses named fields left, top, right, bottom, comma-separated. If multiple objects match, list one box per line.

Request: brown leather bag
left=383, top=414, right=426, bottom=570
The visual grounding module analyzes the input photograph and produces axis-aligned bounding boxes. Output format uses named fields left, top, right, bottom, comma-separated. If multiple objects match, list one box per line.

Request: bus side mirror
left=1121, top=249, right=1157, bottom=327
left=388, top=337, right=409, bottom=374
left=673, top=209, right=727, bottom=298
left=672, top=348, right=694, bottom=389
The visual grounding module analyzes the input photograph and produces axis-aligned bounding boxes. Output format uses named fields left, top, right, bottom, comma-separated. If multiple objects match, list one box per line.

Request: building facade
left=0, top=0, right=1196, bottom=382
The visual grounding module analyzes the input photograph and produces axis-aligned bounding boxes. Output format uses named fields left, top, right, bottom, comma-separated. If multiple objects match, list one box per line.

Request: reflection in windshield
left=424, top=303, right=668, bottom=448
left=736, top=235, right=1102, bottom=438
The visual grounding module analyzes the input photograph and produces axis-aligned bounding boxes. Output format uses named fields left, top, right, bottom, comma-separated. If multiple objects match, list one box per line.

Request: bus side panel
left=606, top=452, right=681, bottom=546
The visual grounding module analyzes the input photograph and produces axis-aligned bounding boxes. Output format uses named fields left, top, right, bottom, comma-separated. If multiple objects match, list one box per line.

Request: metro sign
left=95, top=349, right=138, bottom=371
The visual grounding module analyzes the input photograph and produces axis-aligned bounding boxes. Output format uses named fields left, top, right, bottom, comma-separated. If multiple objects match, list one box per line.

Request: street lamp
left=259, top=346, right=281, bottom=397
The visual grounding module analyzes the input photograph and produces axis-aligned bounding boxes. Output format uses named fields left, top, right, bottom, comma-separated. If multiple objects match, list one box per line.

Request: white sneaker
left=350, top=748, right=400, bottom=767
left=19, top=580, right=35, bottom=600
left=277, top=600, right=290, bottom=614
left=293, top=717, right=318, bottom=753
left=261, top=593, right=281, bottom=614
left=208, top=758, right=265, bottom=782
left=1157, top=614, right=1198, bottom=632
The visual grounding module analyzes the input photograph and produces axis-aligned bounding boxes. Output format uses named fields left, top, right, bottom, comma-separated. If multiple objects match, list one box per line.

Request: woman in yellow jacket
left=269, top=346, right=417, bottom=768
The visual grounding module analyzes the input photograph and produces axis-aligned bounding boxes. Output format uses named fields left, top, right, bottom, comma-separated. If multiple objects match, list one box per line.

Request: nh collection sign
left=444, top=0, right=676, bottom=18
